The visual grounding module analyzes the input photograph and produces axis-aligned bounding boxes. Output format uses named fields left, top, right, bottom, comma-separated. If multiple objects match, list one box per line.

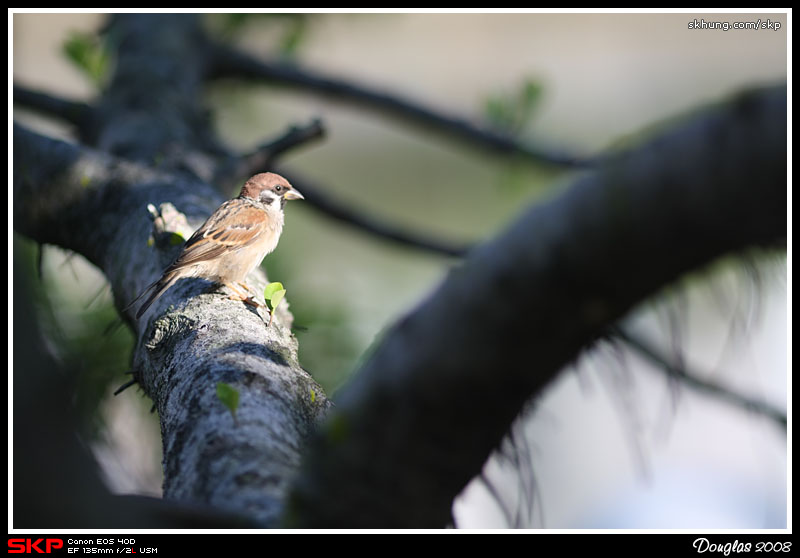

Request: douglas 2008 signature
left=693, top=538, right=791, bottom=555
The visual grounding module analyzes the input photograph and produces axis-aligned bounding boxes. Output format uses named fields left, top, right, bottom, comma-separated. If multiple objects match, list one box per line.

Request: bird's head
left=240, top=172, right=304, bottom=210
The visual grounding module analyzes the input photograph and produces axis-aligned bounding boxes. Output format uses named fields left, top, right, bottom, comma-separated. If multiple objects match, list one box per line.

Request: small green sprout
left=216, top=382, right=240, bottom=423
left=263, top=282, right=287, bottom=326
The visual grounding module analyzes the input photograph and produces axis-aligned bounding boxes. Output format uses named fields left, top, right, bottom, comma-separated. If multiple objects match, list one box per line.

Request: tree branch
left=14, top=121, right=332, bottom=526
left=274, top=166, right=472, bottom=257
left=214, top=118, right=326, bottom=194
left=612, top=325, right=787, bottom=428
left=246, top=117, right=326, bottom=166
left=13, top=84, right=93, bottom=129
left=13, top=13, right=332, bottom=527
left=285, top=85, right=787, bottom=527
left=208, top=44, right=594, bottom=168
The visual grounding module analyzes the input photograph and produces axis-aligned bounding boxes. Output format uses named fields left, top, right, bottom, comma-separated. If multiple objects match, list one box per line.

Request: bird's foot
left=223, top=281, right=262, bottom=307
left=238, top=296, right=262, bottom=308
left=223, top=281, right=276, bottom=326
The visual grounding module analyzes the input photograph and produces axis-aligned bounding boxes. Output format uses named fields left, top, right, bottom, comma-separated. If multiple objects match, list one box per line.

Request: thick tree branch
left=14, top=121, right=331, bottom=526
left=208, top=44, right=594, bottom=168
left=13, top=13, right=332, bottom=527
left=285, top=85, right=787, bottom=527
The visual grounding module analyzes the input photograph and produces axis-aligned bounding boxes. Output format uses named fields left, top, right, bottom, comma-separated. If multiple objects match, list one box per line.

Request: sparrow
left=128, top=172, right=303, bottom=320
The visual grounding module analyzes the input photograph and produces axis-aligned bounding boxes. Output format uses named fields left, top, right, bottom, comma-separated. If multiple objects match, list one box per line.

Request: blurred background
left=12, top=11, right=788, bottom=528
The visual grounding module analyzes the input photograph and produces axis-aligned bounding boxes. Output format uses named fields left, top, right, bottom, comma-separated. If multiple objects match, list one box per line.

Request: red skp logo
left=8, top=539, right=64, bottom=554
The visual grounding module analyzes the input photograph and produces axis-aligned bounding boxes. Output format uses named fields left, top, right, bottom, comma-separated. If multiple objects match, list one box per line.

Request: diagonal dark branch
left=208, top=44, right=595, bottom=168
left=273, top=166, right=472, bottom=257
left=13, top=83, right=93, bottom=129
left=285, top=85, right=787, bottom=528
left=252, top=117, right=326, bottom=162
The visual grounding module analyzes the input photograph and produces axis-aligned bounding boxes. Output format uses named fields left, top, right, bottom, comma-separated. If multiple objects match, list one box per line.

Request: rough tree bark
left=14, top=15, right=332, bottom=526
left=13, top=14, right=786, bottom=528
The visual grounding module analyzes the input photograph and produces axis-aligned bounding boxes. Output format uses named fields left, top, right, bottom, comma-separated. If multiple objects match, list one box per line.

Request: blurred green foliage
left=14, top=237, right=137, bottom=437
left=62, top=31, right=111, bottom=88
left=208, top=13, right=310, bottom=57
left=484, top=78, right=544, bottom=135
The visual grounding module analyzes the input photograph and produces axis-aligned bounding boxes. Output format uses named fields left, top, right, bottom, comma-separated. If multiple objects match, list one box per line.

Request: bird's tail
left=123, top=272, right=180, bottom=320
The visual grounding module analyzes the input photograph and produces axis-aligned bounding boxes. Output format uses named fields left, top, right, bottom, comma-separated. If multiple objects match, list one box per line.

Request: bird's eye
left=274, top=184, right=283, bottom=193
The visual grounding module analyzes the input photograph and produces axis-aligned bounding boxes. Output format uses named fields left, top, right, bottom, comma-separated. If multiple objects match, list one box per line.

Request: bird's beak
left=283, top=188, right=304, bottom=201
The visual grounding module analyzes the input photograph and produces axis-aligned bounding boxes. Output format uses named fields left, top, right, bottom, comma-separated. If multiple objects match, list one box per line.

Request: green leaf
left=169, top=232, right=185, bottom=246
left=216, top=382, right=240, bottom=420
left=263, top=281, right=284, bottom=300
left=264, top=282, right=285, bottom=309
left=269, top=289, right=286, bottom=311
left=62, top=32, right=110, bottom=87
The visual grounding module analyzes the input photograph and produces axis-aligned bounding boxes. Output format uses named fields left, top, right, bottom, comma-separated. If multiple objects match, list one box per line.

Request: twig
left=254, top=117, right=326, bottom=162
left=477, top=473, right=516, bottom=528
left=215, top=118, right=326, bottom=193
left=611, top=325, right=786, bottom=428
left=13, top=84, right=92, bottom=129
left=113, top=378, right=138, bottom=396
left=273, top=166, right=472, bottom=258
left=208, top=45, right=594, bottom=168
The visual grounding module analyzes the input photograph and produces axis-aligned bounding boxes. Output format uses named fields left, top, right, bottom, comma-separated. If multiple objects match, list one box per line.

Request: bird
left=127, top=172, right=303, bottom=320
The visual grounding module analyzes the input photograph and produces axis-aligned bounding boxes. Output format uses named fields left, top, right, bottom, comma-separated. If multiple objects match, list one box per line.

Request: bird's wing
left=168, top=200, right=269, bottom=269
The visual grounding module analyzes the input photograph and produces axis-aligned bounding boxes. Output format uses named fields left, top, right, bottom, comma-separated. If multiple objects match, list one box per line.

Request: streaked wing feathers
left=168, top=201, right=267, bottom=269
